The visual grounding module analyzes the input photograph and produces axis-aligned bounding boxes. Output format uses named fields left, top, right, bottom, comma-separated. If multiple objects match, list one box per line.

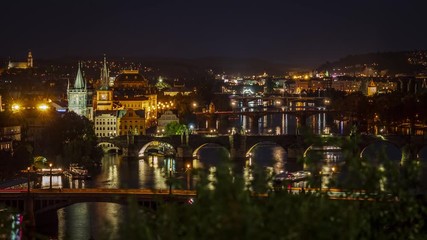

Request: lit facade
left=367, top=80, right=377, bottom=96
left=8, top=51, right=33, bottom=69
left=157, top=110, right=179, bottom=132
left=117, top=109, right=145, bottom=136
left=94, top=111, right=117, bottom=137
left=95, top=56, right=113, bottom=111
left=67, top=63, right=88, bottom=118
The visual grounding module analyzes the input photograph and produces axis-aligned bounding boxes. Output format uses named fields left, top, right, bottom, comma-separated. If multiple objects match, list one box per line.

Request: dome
left=114, top=70, right=148, bottom=88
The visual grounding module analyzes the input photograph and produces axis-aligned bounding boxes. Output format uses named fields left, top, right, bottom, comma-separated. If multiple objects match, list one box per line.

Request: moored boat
left=65, top=164, right=92, bottom=180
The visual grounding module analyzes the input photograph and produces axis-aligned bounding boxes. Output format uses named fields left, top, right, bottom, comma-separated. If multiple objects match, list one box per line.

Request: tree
left=164, top=121, right=185, bottom=136
left=39, top=112, right=101, bottom=167
left=114, top=134, right=427, bottom=240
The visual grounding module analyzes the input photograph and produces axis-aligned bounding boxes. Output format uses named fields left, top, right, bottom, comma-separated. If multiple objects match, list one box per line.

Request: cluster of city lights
left=11, top=103, right=50, bottom=112
left=146, top=101, right=175, bottom=120
left=147, top=101, right=174, bottom=112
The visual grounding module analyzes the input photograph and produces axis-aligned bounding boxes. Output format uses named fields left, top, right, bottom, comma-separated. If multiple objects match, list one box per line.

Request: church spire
left=100, top=54, right=109, bottom=90
left=27, top=50, right=33, bottom=68
left=74, top=62, right=85, bottom=89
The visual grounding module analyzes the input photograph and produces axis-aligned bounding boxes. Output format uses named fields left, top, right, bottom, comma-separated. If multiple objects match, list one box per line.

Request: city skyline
left=2, top=0, right=427, bottom=67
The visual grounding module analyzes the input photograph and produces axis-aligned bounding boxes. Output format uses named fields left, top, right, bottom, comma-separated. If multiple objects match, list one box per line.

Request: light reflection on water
left=246, top=143, right=286, bottom=174
left=57, top=202, right=123, bottom=240
left=51, top=144, right=289, bottom=239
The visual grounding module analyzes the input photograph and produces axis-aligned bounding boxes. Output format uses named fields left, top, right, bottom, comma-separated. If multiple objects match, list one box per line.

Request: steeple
left=27, top=50, right=33, bottom=68
left=74, top=62, right=85, bottom=89
left=100, top=54, right=109, bottom=90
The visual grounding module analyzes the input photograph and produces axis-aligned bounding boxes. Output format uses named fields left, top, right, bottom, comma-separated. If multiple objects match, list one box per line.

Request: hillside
left=317, top=51, right=427, bottom=76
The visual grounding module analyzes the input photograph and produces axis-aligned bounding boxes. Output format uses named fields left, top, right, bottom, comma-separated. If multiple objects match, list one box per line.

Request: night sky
left=1, top=0, right=427, bottom=67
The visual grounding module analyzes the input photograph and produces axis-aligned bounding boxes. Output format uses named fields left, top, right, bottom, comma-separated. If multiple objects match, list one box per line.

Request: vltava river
left=38, top=143, right=290, bottom=239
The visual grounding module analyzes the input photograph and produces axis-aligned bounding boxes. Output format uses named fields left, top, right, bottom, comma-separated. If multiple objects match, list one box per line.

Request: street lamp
left=169, top=166, right=173, bottom=195
left=27, top=167, right=31, bottom=194
left=186, top=163, right=191, bottom=190
left=49, top=163, right=53, bottom=190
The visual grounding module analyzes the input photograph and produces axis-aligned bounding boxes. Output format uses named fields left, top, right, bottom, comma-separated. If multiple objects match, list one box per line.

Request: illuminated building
left=8, top=51, right=33, bottom=69
left=163, top=87, right=192, bottom=96
left=0, top=124, right=21, bottom=153
left=117, top=109, right=145, bottom=136
left=116, top=94, right=157, bottom=123
left=367, top=80, right=377, bottom=96
left=157, top=110, right=179, bottom=132
left=114, top=70, right=148, bottom=89
left=95, top=55, right=113, bottom=110
left=94, top=110, right=117, bottom=137
left=331, top=80, right=362, bottom=93
left=67, top=62, right=88, bottom=118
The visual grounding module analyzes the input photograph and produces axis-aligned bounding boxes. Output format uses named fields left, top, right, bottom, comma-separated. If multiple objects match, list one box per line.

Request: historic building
left=8, top=51, right=33, bottom=69
left=117, top=109, right=145, bottom=136
left=95, top=55, right=113, bottom=111
left=157, top=110, right=179, bottom=132
left=94, top=110, right=117, bottom=138
left=114, top=70, right=149, bottom=89
left=367, top=80, right=377, bottom=96
left=67, top=63, right=88, bottom=118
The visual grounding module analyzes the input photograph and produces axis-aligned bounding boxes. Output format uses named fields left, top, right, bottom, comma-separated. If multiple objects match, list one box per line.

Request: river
left=34, top=142, right=294, bottom=239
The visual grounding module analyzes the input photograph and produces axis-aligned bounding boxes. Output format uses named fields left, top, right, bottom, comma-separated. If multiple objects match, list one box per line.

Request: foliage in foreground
left=115, top=134, right=427, bottom=240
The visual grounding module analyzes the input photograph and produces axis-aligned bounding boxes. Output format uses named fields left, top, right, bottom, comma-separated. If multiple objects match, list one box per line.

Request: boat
left=65, top=164, right=92, bottom=180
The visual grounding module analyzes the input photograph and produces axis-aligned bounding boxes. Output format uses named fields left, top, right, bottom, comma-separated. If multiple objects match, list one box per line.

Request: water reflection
left=236, top=112, right=330, bottom=135
left=51, top=143, right=291, bottom=239
left=246, top=142, right=286, bottom=174
left=303, top=145, right=343, bottom=188
left=57, top=203, right=122, bottom=240
left=193, top=144, right=230, bottom=168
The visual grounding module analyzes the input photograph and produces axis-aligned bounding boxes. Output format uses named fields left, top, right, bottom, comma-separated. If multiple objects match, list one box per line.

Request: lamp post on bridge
left=169, top=166, right=173, bottom=195
left=49, top=163, right=53, bottom=190
left=27, top=166, right=31, bottom=194
left=186, top=163, right=191, bottom=190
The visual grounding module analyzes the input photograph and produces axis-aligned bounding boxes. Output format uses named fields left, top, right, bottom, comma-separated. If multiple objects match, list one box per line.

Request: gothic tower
left=27, top=50, right=33, bottom=68
left=95, top=55, right=113, bottom=110
left=67, top=62, right=88, bottom=117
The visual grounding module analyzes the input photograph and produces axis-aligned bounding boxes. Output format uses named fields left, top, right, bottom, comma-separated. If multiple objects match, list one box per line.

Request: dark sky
left=1, top=0, right=427, bottom=67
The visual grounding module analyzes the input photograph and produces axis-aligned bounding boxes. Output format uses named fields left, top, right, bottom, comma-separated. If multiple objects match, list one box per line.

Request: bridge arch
left=360, top=140, right=402, bottom=165
left=246, top=141, right=284, bottom=157
left=303, top=144, right=343, bottom=160
left=303, top=144, right=343, bottom=175
left=418, top=146, right=427, bottom=162
left=138, top=141, right=176, bottom=158
left=193, top=143, right=230, bottom=167
left=97, top=142, right=120, bottom=153
left=245, top=141, right=286, bottom=173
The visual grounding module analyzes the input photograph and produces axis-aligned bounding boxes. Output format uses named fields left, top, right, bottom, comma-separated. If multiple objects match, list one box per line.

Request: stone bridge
left=98, top=134, right=427, bottom=162
left=0, top=189, right=195, bottom=228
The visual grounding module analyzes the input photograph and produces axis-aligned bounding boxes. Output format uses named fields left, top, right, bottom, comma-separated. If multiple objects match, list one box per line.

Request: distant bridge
left=0, top=188, right=196, bottom=227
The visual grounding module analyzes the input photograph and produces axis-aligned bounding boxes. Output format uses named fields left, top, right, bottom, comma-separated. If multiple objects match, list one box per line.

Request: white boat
left=65, top=164, right=92, bottom=180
